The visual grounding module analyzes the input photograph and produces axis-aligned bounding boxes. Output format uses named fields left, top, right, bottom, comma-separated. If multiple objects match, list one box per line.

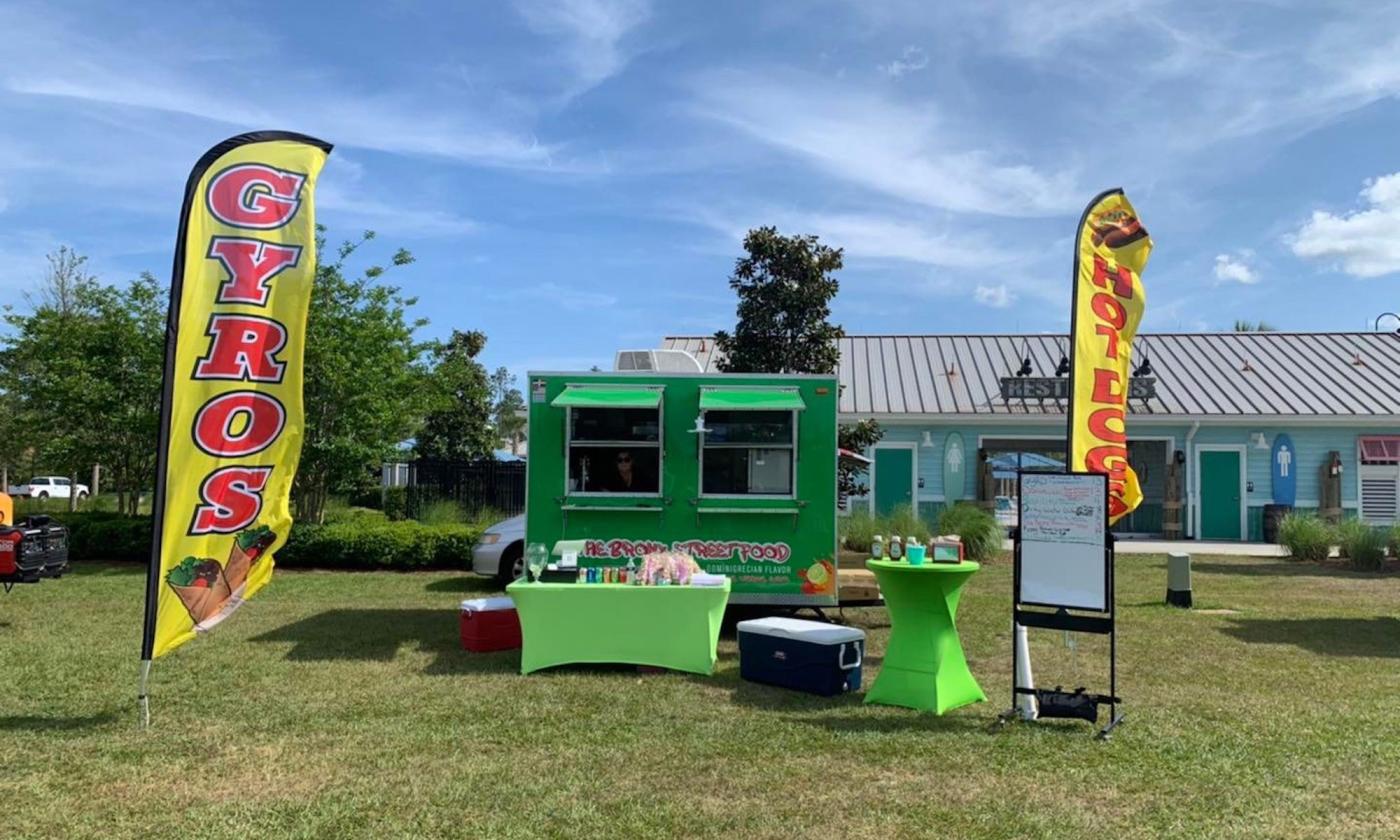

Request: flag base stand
left=138, top=659, right=152, bottom=730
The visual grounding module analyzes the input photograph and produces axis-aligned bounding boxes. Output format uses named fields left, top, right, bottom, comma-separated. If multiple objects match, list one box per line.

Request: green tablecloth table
left=506, top=580, right=731, bottom=675
left=864, top=560, right=985, bottom=714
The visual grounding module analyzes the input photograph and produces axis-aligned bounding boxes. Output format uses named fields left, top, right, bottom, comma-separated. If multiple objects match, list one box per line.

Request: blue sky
left=2, top=0, right=1399, bottom=384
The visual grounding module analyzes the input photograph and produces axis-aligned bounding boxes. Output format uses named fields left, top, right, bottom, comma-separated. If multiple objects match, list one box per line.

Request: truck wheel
left=495, top=543, right=524, bottom=588
left=77, top=491, right=89, bottom=500
left=36, top=491, right=47, bottom=499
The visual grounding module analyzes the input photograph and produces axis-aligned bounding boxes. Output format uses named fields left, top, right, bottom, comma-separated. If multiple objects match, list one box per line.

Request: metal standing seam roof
left=659, top=333, right=1400, bottom=417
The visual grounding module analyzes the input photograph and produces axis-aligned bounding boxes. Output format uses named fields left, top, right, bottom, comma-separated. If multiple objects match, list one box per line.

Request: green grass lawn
left=1, top=556, right=1397, bottom=839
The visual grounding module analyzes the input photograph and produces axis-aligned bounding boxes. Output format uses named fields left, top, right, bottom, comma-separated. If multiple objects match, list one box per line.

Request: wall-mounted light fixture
left=1253, top=432, right=1269, bottom=450
left=921, top=431, right=935, bottom=449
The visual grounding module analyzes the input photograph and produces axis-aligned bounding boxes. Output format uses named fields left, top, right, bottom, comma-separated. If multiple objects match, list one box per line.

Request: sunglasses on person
left=616, top=455, right=632, bottom=464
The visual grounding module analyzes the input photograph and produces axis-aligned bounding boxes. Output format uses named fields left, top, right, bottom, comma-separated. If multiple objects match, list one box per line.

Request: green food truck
left=525, top=370, right=840, bottom=606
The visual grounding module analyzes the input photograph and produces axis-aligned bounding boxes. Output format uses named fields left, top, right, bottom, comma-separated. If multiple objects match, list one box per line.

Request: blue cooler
left=737, top=617, right=865, bottom=696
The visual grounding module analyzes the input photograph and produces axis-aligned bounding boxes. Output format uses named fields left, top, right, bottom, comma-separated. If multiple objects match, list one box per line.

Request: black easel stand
left=1001, top=523, right=1125, bottom=740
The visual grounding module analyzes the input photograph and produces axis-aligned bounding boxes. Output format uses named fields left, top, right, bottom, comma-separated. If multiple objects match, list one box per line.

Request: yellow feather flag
left=141, top=133, right=330, bottom=681
left=1067, top=189, right=1153, bottom=524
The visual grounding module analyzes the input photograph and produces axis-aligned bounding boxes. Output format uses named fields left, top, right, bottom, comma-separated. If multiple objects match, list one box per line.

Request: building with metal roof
left=662, top=333, right=1400, bottom=540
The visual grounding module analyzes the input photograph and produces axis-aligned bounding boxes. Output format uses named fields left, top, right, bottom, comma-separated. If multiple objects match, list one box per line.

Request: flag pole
left=139, top=136, right=230, bottom=728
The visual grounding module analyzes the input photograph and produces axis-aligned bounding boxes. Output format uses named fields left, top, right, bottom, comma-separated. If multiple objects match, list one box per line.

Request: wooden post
left=92, top=464, right=101, bottom=499
left=1319, top=451, right=1342, bottom=523
left=1162, top=458, right=1183, bottom=540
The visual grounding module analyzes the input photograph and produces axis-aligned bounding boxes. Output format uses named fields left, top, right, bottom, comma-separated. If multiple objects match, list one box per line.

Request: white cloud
left=974, top=284, right=1015, bottom=307
left=1291, top=172, right=1400, bottom=278
left=316, top=186, right=477, bottom=239
left=0, top=5, right=562, bottom=171
left=515, top=0, right=650, bottom=96
left=687, top=69, right=1078, bottom=217
left=681, top=204, right=1013, bottom=270
left=499, top=281, right=618, bottom=311
left=1213, top=252, right=1258, bottom=284
left=878, top=46, right=929, bottom=78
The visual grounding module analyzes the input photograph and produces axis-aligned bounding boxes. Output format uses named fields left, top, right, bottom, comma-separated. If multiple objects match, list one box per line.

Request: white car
left=473, top=514, right=525, bottom=586
left=9, top=476, right=90, bottom=500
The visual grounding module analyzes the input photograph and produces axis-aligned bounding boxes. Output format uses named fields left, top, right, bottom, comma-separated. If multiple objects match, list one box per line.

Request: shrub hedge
left=269, top=520, right=479, bottom=569
left=40, top=512, right=480, bottom=570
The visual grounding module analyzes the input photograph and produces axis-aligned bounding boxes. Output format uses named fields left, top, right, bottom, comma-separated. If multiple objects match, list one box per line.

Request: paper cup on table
left=906, top=544, right=926, bottom=566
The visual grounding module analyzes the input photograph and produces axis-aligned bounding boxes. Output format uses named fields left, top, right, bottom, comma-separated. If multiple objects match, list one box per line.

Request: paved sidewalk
left=1001, top=538, right=1288, bottom=557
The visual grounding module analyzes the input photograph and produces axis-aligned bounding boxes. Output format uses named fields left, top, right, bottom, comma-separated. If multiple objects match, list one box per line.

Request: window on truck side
left=566, top=407, right=662, bottom=495
left=700, top=410, right=796, bottom=497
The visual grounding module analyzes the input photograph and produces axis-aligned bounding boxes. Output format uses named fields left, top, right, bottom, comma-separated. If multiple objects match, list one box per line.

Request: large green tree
left=295, top=229, right=431, bottom=523
left=713, top=226, right=845, bottom=375
left=415, top=331, right=497, bottom=462
left=0, top=250, right=164, bottom=514
left=712, top=227, right=880, bottom=496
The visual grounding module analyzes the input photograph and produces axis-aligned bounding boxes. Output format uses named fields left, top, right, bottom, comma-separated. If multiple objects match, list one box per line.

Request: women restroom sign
left=1271, top=433, right=1296, bottom=506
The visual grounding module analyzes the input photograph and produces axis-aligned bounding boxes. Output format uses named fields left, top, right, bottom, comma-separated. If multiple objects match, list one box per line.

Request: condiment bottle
left=889, top=535, right=903, bottom=561
left=871, top=535, right=884, bottom=560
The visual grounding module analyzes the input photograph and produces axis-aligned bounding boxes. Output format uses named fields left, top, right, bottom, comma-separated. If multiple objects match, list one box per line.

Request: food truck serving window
left=701, top=395, right=801, bottom=497
left=554, top=386, right=663, bottom=495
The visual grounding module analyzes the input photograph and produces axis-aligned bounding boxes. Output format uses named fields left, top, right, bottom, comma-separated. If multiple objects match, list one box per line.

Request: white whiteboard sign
left=1017, top=473, right=1108, bottom=611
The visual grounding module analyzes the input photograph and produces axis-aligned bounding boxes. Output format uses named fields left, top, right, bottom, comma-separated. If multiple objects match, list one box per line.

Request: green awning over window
left=699, top=388, right=806, bottom=411
left=551, top=386, right=662, bottom=408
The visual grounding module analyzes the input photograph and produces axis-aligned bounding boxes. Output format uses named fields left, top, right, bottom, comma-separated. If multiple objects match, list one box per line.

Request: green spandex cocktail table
left=864, top=560, right=985, bottom=714
left=506, top=580, right=730, bottom=675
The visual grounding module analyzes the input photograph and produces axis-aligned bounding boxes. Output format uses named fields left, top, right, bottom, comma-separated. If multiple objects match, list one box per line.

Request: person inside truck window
left=569, top=447, right=660, bottom=494
left=610, top=450, right=637, bottom=492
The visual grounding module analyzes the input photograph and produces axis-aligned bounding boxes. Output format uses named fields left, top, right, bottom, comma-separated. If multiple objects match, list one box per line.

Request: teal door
left=1199, top=450, right=1242, bottom=540
left=874, top=448, right=914, bottom=516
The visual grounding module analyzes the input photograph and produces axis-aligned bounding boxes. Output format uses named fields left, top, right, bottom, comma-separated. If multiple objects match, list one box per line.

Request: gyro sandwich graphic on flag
left=141, top=132, right=330, bottom=661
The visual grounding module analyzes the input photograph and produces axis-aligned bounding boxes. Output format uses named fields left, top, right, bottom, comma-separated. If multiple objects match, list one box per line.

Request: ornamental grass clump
left=1336, top=518, right=1386, bottom=572
left=885, top=503, right=933, bottom=546
left=839, top=508, right=880, bottom=553
left=1277, top=513, right=1332, bottom=562
left=938, top=503, right=1001, bottom=563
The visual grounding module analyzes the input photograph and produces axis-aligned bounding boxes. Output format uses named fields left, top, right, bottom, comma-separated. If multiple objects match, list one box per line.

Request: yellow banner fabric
left=149, top=133, right=329, bottom=657
left=1068, top=189, right=1152, bottom=524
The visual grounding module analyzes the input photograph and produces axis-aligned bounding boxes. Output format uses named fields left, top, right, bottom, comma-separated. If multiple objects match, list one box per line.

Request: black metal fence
left=404, top=458, right=526, bottom=518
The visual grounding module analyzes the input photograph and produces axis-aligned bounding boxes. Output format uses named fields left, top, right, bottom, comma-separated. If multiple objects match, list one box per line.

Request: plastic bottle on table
left=890, top=535, right=903, bottom=561
left=871, top=534, right=884, bottom=560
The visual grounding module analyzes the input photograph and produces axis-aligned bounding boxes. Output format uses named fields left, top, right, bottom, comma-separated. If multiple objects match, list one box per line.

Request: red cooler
left=459, top=597, right=521, bottom=652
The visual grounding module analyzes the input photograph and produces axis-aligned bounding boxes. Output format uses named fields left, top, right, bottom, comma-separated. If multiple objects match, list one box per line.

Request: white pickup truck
left=8, top=476, right=90, bottom=499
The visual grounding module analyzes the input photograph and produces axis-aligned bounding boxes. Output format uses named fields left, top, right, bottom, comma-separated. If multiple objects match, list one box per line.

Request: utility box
left=525, top=370, right=839, bottom=606
left=1166, top=552, right=1192, bottom=608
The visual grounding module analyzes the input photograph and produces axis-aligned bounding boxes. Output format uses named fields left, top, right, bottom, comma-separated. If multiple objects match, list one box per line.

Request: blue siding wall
left=848, top=421, right=1400, bottom=537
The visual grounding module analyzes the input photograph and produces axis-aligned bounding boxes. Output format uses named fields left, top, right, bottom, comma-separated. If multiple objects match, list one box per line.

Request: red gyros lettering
left=194, top=314, right=288, bottom=382
left=193, top=392, right=286, bottom=457
left=190, top=466, right=272, bottom=534
left=207, top=237, right=301, bottom=306
left=206, top=163, right=306, bottom=229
